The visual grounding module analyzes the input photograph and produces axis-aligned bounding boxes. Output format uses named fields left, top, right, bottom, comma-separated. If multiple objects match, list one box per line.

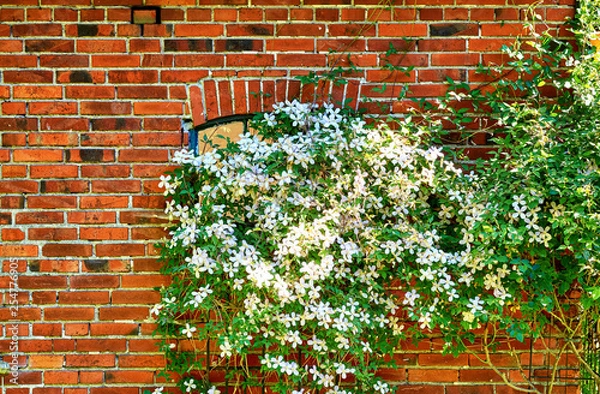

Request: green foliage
left=151, top=3, right=600, bottom=393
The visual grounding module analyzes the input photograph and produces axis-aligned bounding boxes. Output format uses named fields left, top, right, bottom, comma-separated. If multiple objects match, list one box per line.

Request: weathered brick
left=91, top=180, right=141, bottom=193
left=65, top=354, right=115, bottom=368
left=95, top=243, right=146, bottom=257
left=42, top=244, right=93, bottom=257
left=28, top=228, right=78, bottom=241
left=25, top=40, right=75, bottom=53
left=30, top=165, right=79, bottom=179
left=71, top=275, right=120, bottom=289
left=27, top=196, right=77, bottom=208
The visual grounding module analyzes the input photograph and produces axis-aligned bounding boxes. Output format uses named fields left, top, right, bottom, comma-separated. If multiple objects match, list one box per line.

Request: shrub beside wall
left=0, top=0, right=579, bottom=393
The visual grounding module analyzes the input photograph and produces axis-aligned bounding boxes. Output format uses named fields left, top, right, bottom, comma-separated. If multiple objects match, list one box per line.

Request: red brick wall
left=0, top=1, right=577, bottom=393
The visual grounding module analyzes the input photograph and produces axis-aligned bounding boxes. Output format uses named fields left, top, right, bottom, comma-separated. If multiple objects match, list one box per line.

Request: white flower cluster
left=156, top=100, right=525, bottom=393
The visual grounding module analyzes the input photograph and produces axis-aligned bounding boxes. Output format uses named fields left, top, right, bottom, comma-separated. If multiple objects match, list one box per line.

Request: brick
left=111, top=290, right=160, bottom=304
left=328, top=23, right=375, bottom=37
left=44, top=371, right=78, bottom=385
left=80, top=101, right=131, bottom=115
left=141, top=118, right=180, bottom=131
left=99, top=306, right=149, bottom=320
left=57, top=70, right=104, bottom=84
left=430, top=23, right=478, bottom=36
left=91, top=180, right=141, bottom=193
left=29, top=102, right=78, bottom=115
left=38, top=260, right=80, bottom=272
left=431, top=53, right=480, bottom=66
left=2, top=133, right=26, bottom=146
left=71, top=275, right=120, bottom=289
left=4, top=71, right=53, bottom=83
left=67, top=149, right=115, bottom=162
left=78, top=339, right=127, bottom=352
left=408, top=369, right=458, bottom=382
left=79, top=371, right=103, bottom=385
left=469, top=38, right=514, bottom=52
left=53, top=7, right=80, bottom=21
left=418, top=39, right=466, bottom=52
left=0, top=118, right=37, bottom=131
left=277, top=54, right=326, bottom=67
left=59, top=291, right=109, bottom=305
left=89, top=118, right=140, bottom=131
left=0, top=244, right=38, bottom=257
left=0, top=54, right=37, bottom=67
left=64, top=323, right=90, bottom=336
left=133, top=196, right=165, bottom=209
left=41, top=180, right=89, bottom=193
left=29, top=132, right=79, bottom=146
left=481, top=23, right=527, bottom=36
left=375, top=368, right=406, bottom=381
left=92, top=54, right=141, bottom=67
left=18, top=275, right=67, bottom=290
left=27, top=196, right=77, bottom=208
left=33, top=323, right=62, bottom=336
left=367, top=70, right=416, bottom=83
left=29, top=355, right=64, bottom=369
left=226, top=53, right=275, bottom=67
left=65, top=86, right=115, bottom=99
left=65, top=354, right=115, bottom=368
left=105, top=370, right=155, bottom=384
left=173, top=24, right=224, bottom=37
left=2, top=228, right=25, bottom=241
left=42, top=244, right=93, bottom=257
left=90, top=322, right=139, bottom=336
left=120, top=274, right=169, bottom=288
left=95, top=243, right=146, bottom=257
left=266, top=38, right=314, bottom=51
left=119, top=355, right=165, bottom=368
left=81, top=165, right=131, bottom=178
left=108, top=70, right=159, bottom=84
left=25, top=40, right=75, bottom=53
left=161, top=69, right=209, bottom=83
left=0, top=180, right=39, bottom=193
left=118, top=149, right=169, bottom=162
left=13, top=149, right=63, bottom=162
left=80, top=227, right=128, bottom=240
left=13, top=85, right=62, bottom=99
left=174, top=54, right=224, bottom=67
left=19, top=340, right=52, bottom=353
left=120, top=211, right=168, bottom=225
left=418, top=69, right=466, bottom=82
left=227, top=23, right=274, bottom=36
left=45, top=307, right=95, bottom=321
left=141, top=54, right=174, bottom=68
left=16, top=211, right=64, bottom=224
left=164, top=39, right=213, bottom=52
left=396, top=386, right=444, bottom=394
left=1, top=165, right=26, bottom=178
left=28, top=228, right=78, bottom=241
left=117, top=86, right=167, bottom=99
left=379, top=23, right=428, bottom=37
left=40, top=118, right=89, bottom=131
left=77, top=39, right=127, bottom=52
left=79, top=196, right=128, bottom=209
left=0, top=8, right=24, bottom=21
left=30, top=165, right=79, bottom=179
left=2, top=102, right=26, bottom=115
left=13, top=24, right=62, bottom=36
left=446, top=387, right=494, bottom=394
left=133, top=102, right=183, bottom=115
left=418, top=354, right=469, bottom=366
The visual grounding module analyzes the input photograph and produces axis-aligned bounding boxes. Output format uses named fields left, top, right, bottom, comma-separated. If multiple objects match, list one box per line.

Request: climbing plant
left=150, top=2, right=600, bottom=393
